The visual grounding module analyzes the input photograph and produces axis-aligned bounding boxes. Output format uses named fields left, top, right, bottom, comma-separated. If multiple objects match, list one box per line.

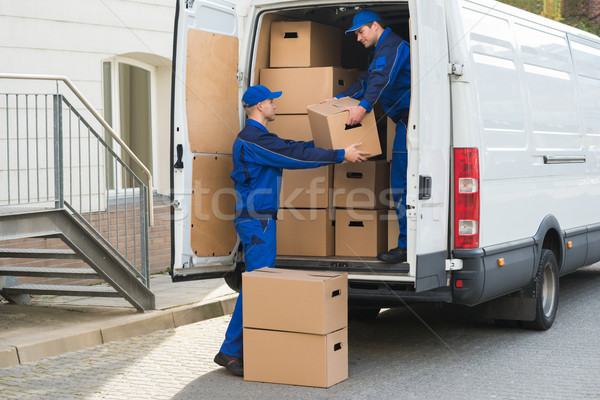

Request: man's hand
left=343, top=106, right=367, bottom=126
left=344, top=142, right=370, bottom=162
left=320, top=97, right=336, bottom=104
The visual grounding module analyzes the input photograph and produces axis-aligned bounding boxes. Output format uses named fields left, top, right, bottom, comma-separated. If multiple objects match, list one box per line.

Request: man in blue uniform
left=323, top=10, right=411, bottom=263
left=214, top=85, right=369, bottom=377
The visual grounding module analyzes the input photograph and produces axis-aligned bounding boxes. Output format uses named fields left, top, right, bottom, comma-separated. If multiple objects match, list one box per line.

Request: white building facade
left=0, top=0, right=176, bottom=196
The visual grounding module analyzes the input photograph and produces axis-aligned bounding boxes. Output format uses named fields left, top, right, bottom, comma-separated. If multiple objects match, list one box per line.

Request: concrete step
left=0, top=248, right=79, bottom=259
left=1, top=283, right=120, bottom=298
left=0, top=266, right=99, bottom=279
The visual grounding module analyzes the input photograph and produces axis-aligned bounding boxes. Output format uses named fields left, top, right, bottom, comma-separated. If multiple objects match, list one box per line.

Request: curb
left=0, top=294, right=238, bottom=368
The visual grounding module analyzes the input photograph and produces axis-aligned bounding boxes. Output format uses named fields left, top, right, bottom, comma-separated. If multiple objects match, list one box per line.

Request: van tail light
left=454, top=148, right=480, bottom=249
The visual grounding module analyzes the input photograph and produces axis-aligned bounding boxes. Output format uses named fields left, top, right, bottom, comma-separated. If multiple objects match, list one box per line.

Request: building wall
left=0, top=0, right=175, bottom=195
left=0, top=0, right=176, bottom=282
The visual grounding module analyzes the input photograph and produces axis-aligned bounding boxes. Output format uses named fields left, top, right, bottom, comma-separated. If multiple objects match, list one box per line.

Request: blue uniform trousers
left=391, top=121, right=408, bottom=249
left=219, top=218, right=276, bottom=358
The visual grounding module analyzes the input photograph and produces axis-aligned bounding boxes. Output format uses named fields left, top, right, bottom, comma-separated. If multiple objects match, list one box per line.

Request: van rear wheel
left=523, top=249, right=559, bottom=330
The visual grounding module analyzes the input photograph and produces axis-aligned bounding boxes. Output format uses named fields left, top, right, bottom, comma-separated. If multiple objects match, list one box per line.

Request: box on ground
left=244, top=327, right=348, bottom=388
left=270, top=21, right=342, bottom=68
left=335, top=209, right=387, bottom=257
left=333, top=160, right=390, bottom=209
left=280, top=166, right=332, bottom=209
left=260, top=68, right=362, bottom=114
left=307, top=97, right=382, bottom=157
left=243, top=267, right=347, bottom=334
left=387, top=209, right=400, bottom=251
left=268, top=114, right=312, bottom=142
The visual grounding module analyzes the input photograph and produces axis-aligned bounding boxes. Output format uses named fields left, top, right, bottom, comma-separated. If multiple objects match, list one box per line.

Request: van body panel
left=480, top=243, right=535, bottom=301
left=407, top=0, right=451, bottom=283
left=415, top=250, right=447, bottom=292
left=448, top=0, right=600, bottom=304
left=171, top=0, right=241, bottom=278
left=452, top=2, right=600, bottom=242
left=586, top=224, right=600, bottom=266
left=562, top=227, right=588, bottom=274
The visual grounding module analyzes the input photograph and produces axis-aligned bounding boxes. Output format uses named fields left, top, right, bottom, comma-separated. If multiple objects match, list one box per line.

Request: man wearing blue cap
left=323, top=10, right=411, bottom=263
left=214, top=85, right=369, bottom=377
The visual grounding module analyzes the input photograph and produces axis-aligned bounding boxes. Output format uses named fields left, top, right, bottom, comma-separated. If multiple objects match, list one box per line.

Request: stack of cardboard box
left=243, top=267, right=348, bottom=388
left=265, top=20, right=390, bottom=258
left=262, top=20, right=358, bottom=139
left=333, top=160, right=391, bottom=257
left=263, top=20, right=356, bottom=257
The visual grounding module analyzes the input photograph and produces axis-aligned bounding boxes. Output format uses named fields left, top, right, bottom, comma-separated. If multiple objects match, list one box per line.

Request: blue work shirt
left=231, top=119, right=344, bottom=219
left=336, top=27, right=411, bottom=124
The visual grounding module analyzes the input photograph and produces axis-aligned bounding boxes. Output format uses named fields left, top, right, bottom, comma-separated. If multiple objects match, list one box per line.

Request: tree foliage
left=497, top=0, right=600, bottom=36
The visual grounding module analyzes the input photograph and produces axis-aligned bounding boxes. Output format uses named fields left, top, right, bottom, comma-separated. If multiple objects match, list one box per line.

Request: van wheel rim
left=542, top=262, right=557, bottom=317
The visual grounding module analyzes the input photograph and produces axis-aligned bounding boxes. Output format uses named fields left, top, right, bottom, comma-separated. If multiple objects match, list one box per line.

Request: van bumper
left=451, top=248, right=486, bottom=305
left=348, top=285, right=452, bottom=307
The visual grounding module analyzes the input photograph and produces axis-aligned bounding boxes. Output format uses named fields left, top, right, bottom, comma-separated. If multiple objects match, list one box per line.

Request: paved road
left=2, top=264, right=600, bottom=399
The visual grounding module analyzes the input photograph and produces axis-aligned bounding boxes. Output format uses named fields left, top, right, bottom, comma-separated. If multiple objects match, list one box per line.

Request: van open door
left=171, top=0, right=241, bottom=280
left=407, top=0, right=452, bottom=291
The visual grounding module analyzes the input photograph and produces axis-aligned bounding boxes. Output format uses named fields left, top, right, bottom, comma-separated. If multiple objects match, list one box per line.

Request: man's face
left=259, top=98, right=276, bottom=121
left=355, top=23, right=379, bottom=48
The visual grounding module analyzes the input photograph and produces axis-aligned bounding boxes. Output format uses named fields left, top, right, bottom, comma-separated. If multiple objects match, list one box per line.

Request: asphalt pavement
left=2, top=264, right=600, bottom=399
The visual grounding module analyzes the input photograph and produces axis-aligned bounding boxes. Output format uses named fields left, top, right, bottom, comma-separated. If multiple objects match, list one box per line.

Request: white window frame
left=103, top=56, right=159, bottom=199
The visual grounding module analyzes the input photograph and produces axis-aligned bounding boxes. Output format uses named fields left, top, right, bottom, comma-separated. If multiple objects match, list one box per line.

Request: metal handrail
left=0, top=73, right=154, bottom=226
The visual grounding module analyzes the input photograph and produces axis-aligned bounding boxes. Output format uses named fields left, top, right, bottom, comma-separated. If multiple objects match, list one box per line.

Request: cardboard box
left=270, top=21, right=342, bottom=68
left=268, top=114, right=312, bottom=142
left=335, top=209, right=387, bottom=257
left=243, top=267, right=347, bottom=334
left=260, top=67, right=362, bottom=114
left=387, top=117, right=396, bottom=161
left=244, top=327, right=348, bottom=388
left=307, top=97, right=382, bottom=157
left=333, top=160, right=390, bottom=209
left=280, top=166, right=332, bottom=209
left=387, top=209, right=400, bottom=250
left=276, top=208, right=334, bottom=256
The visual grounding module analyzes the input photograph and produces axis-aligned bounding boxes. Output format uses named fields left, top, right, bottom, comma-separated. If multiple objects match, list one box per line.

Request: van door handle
left=419, top=175, right=431, bottom=200
left=174, top=144, right=184, bottom=169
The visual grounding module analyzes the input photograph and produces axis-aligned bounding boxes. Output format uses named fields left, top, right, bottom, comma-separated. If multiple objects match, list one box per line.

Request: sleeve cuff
left=335, top=94, right=344, bottom=99
left=358, top=100, right=373, bottom=113
left=336, top=150, right=345, bottom=163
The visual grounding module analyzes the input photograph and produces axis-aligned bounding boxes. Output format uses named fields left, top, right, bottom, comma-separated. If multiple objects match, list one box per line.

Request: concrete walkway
left=0, top=273, right=237, bottom=368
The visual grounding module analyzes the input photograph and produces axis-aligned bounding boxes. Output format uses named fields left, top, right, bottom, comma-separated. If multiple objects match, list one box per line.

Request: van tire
left=523, top=249, right=559, bottom=330
left=224, top=265, right=244, bottom=293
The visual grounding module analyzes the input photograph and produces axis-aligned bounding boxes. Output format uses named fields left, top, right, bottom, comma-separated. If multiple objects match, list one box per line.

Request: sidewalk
left=0, top=273, right=237, bottom=368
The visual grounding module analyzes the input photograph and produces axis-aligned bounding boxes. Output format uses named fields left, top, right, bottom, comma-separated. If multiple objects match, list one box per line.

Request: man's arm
left=241, top=134, right=344, bottom=170
left=359, top=41, right=410, bottom=113
left=241, top=135, right=369, bottom=169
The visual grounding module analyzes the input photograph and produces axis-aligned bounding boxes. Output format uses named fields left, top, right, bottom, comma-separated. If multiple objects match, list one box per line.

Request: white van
left=170, top=0, right=600, bottom=329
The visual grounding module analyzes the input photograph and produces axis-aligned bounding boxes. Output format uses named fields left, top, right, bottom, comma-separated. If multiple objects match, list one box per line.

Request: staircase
left=0, top=75, right=155, bottom=311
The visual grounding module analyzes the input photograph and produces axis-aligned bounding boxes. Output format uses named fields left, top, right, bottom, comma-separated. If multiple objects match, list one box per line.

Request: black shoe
left=214, top=352, right=244, bottom=377
left=377, top=247, right=407, bottom=263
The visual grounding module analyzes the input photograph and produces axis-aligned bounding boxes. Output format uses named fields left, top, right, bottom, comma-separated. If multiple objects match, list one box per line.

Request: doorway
left=102, top=57, right=156, bottom=191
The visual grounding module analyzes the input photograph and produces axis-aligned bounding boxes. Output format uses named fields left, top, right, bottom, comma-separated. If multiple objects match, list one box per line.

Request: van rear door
left=171, top=0, right=240, bottom=280
left=407, top=0, right=452, bottom=291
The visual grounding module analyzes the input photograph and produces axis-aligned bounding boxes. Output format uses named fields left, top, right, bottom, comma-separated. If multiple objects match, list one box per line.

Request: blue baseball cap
left=241, top=85, right=282, bottom=108
left=345, top=10, right=382, bottom=35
